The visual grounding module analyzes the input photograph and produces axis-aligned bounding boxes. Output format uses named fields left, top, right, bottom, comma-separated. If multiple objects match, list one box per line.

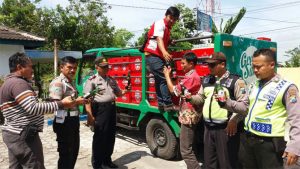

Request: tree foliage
left=284, top=46, right=300, bottom=67
left=0, top=0, right=134, bottom=51
left=112, top=29, right=134, bottom=48
left=212, top=7, right=246, bottom=34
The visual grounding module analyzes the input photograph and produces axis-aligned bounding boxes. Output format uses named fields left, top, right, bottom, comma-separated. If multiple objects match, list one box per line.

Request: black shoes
left=103, top=162, right=118, bottom=168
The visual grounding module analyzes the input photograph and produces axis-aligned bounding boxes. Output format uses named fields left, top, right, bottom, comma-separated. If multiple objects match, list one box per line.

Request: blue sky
left=1, top=0, right=300, bottom=63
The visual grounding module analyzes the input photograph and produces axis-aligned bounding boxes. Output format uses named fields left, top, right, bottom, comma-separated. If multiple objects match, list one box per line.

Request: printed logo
left=240, top=46, right=257, bottom=85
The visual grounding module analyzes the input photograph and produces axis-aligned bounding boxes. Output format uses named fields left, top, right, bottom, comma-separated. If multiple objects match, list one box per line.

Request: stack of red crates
left=108, top=56, right=143, bottom=104
left=109, top=47, right=213, bottom=106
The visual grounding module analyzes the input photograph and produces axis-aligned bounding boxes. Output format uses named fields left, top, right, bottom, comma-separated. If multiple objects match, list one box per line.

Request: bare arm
left=157, top=37, right=172, bottom=61
left=163, top=66, right=175, bottom=94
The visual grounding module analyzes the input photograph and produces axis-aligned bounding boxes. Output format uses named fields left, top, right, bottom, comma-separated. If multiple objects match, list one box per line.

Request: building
left=0, top=26, right=45, bottom=76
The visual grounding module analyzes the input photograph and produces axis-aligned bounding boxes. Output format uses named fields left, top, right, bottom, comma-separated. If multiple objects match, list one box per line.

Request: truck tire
left=146, top=118, right=178, bottom=160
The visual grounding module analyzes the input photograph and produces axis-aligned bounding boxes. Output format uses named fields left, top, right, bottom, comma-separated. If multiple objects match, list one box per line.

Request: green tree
left=0, top=0, right=42, bottom=34
left=44, top=0, right=115, bottom=51
left=112, top=29, right=134, bottom=48
left=284, top=46, right=300, bottom=67
left=212, top=7, right=246, bottom=34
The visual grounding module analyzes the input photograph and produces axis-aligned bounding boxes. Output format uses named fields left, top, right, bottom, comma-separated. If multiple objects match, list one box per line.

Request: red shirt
left=144, top=18, right=171, bottom=59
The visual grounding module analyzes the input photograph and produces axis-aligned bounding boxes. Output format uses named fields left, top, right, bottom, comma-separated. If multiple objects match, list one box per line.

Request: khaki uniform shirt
left=83, top=73, right=121, bottom=102
left=49, top=73, right=78, bottom=112
left=254, top=75, right=300, bottom=156
left=191, top=71, right=249, bottom=122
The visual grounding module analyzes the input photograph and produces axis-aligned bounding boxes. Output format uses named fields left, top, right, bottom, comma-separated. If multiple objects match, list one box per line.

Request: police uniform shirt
left=49, top=73, right=78, bottom=112
left=84, top=73, right=121, bottom=103
left=250, top=74, right=300, bottom=156
left=191, top=71, right=249, bottom=122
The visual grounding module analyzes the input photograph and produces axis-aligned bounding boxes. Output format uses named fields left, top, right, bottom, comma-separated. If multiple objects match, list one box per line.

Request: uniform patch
left=251, top=122, right=272, bottom=134
left=225, top=78, right=233, bottom=87
left=288, top=88, right=297, bottom=103
left=88, top=75, right=96, bottom=80
left=289, top=96, right=297, bottom=103
left=240, top=88, right=246, bottom=94
left=238, top=80, right=246, bottom=88
left=288, top=88, right=297, bottom=96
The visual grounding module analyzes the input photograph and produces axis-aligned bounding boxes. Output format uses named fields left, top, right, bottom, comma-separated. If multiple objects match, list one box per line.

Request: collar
left=163, top=18, right=172, bottom=29
left=257, top=74, right=281, bottom=87
left=96, top=73, right=107, bottom=80
left=59, top=73, right=71, bottom=83
left=185, top=69, right=195, bottom=76
left=220, top=70, right=230, bottom=80
left=4, top=73, right=27, bottom=81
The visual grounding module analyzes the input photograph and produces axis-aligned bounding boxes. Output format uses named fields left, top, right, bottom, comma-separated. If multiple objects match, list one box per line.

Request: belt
left=204, top=122, right=227, bottom=129
left=94, top=101, right=115, bottom=106
left=68, top=110, right=79, bottom=117
left=244, top=132, right=273, bottom=141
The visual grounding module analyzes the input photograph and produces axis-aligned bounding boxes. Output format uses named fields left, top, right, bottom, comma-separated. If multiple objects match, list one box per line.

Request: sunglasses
left=207, top=61, right=224, bottom=68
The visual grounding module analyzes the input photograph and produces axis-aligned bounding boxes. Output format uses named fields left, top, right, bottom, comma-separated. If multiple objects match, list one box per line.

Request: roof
left=0, top=26, right=45, bottom=48
left=25, top=50, right=82, bottom=63
left=0, top=26, right=45, bottom=41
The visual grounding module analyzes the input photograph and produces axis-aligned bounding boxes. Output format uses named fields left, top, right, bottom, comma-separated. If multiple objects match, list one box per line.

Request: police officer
left=49, top=56, right=88, bottom=169
left=189, top=52, right=249, bottom=169
left=240, top=48, right=300, bottom=168
left=84, top=57, right=129, bottom=169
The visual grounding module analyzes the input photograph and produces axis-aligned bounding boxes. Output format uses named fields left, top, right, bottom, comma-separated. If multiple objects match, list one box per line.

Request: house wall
left=0, top=44, right=24, bottom=77
left=277, top=67, right=300, bottom=89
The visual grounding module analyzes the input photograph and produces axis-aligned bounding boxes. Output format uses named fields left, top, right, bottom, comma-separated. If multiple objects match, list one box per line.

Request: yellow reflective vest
left=202, top=74, right=239, bottom=124
left=244, top=79, right=291, bottom=137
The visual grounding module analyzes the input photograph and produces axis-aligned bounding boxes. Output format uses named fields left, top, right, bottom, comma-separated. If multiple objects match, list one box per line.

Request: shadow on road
left=114, top=151, right=151, bottom=169
left=116, top=128, right=147, bottom=147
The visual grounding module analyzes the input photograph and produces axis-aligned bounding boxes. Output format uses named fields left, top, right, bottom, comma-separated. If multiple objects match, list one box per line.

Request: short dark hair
left=60, top=56, right=77, bottom=66
left=183, top=52, right=197, bottom=65
left=9, top=52, right=31, bottom=73
left=253, top=48, right=276, bottom=62
left=165, top=6, right=180, bottom=18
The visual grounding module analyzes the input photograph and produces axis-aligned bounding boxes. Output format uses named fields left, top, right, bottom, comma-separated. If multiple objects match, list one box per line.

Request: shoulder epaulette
left=88, top=74, right=96, bottom=80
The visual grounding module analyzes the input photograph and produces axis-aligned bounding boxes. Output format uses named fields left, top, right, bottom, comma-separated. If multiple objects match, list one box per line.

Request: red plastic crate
left=192, top=48, right=214, bottom=57
left=131, top=72, right=142, bottom=87
left=129, top=56, right=142, bottom=72
left=175, top=60, right=182, bottom=70
left=195, top=65, right=210, bottom=77
left=116, top=93, right=131, bottom=103
left=114, top=76, right=129, bottom=90
left=131, top=86, right=142, bottom=104
left=147, top=87, right=158, bottom=107
left=147, top=73, right=155, bottom=87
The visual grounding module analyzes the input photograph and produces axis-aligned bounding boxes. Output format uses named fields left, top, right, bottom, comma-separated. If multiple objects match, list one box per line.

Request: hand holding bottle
left=215, top=79, right=227, bottom=107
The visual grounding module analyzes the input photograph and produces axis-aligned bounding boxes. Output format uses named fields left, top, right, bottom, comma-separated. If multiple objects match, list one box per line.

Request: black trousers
left=204, top=124, right=240, bottom=169
left=53, top=116, right=80, bottom=169
left=239, top=132, right=284, bottom=169
left=92, top=102, right=116, bottom=169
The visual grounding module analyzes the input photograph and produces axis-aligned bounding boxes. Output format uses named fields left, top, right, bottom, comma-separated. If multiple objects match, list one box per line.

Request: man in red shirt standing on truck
left=144, top=6, right=180, bottom=111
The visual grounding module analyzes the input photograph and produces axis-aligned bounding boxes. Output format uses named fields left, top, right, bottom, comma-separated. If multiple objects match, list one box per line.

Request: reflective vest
left=244, top=79, right=291, bottom=137
left=202, top=74, right=239, bottom=125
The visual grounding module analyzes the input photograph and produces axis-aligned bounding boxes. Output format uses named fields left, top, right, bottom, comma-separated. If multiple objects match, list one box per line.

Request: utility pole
left=54, top=39, right=58, bottom=77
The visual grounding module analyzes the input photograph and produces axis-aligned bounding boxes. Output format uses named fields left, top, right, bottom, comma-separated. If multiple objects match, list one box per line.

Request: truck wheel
left=146, top=118, right=178, bottom=160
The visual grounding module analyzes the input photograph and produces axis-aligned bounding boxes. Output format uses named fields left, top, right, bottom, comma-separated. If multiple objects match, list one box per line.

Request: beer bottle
left=125, top=71, right=131, bottom=90
left=180, top=81, right=191, bottom=102
left=215, top=78, right=226, bottom=107
left=83, top=83, right=104, bottom=99
left=166, top=60, right=177, bottom=80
